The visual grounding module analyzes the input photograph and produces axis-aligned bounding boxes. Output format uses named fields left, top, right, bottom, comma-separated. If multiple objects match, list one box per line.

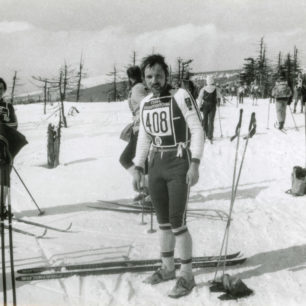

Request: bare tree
left=131, top=51, right=136, bottom=66
left=176, top=57, right=193, bottom=84
left=10, top=71, right=17, bottom=104
left=10, top=71, right=24, bottom=104
left=76, top=53, right=86, bottom=102
left=32, top=76, right=56, bottom=114
left=58, top=70, right=67, bottom=127
left=177, top=57, right=182, bottom=82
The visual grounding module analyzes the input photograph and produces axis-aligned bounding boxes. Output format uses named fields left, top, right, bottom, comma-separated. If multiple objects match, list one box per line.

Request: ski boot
left=168, top=276, right=196, bottom=298
left=143, top=267, right=176, bottom=285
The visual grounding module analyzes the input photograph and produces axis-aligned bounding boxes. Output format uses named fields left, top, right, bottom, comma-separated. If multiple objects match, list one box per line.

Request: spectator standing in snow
left=251, top=81, right=260, bottom=106
left=197, top=75, right=222, bottom=143
left=237, top=84, right=245, bottom=104
left=0, top=77, right=18, bottom=200
left=230, top=84, right=236, bottom=100
left=0, top=78, right=17, bottom=130
left=180, top=78, right=198, bottom=101
left=132, top=54, right=204, bottom=298
left=119, top=66, right=149, bottom=201
left=301, top=74, right=306, bottom=112
left=272, top=75, right=292, bottom=130
left=293, top=73, right=304, bottom=113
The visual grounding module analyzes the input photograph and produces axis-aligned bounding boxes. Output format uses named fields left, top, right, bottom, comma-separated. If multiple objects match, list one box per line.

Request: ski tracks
left=34, top=237, right=72, bottom=305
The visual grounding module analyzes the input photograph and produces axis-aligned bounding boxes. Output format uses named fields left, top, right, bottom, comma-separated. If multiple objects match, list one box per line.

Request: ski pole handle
left=244, top=112, right=256, bottom=140
left=230, top=109, right=243, bottom=142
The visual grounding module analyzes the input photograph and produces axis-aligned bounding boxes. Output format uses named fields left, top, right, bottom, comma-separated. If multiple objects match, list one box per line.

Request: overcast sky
left=1, top=0, right=306, bottom=92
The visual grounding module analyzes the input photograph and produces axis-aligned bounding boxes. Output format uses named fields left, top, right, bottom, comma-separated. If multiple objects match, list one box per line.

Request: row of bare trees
left=32, top=54, right=86, bottom=115
left=10, top=49, right=195, bottom=106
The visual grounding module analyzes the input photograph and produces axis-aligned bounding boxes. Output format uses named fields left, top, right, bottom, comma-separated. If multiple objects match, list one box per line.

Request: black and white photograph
left=1, top=0, right=306, bottom=305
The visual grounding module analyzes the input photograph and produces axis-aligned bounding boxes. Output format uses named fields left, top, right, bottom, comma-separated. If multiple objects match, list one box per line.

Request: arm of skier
left=4, top=103, right=18, bottom=129
left=176, top=89, right=204, bottom=187
left=196, top=87, right=204, bottom=110
left=132, top=98, right=152, bottom=191
left=131, top=84, right=147, bottom=131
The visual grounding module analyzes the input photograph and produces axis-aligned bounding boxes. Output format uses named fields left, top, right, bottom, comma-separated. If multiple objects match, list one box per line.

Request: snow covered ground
left=2, top=96, right=306, bottom=305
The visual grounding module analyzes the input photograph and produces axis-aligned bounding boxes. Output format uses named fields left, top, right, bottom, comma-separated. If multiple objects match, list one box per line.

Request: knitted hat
left=206, top=75, right=214, bottom=85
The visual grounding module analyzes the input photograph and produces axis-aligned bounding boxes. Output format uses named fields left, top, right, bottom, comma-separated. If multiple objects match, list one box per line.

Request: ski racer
left=132, top=54, right=204, bottom=298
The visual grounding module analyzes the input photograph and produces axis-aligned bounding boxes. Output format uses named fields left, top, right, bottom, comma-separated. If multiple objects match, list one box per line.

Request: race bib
left=143, top=106, right=172, bottom=137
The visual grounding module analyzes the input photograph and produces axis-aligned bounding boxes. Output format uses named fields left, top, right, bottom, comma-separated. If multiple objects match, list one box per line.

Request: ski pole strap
left=244, top=112, right=256, bottom=139
left=230, top=109, right=243, bottom=142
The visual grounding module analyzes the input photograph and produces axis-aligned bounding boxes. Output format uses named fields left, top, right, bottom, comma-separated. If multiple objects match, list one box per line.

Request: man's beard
left=151, top=83, right=167, bottom=96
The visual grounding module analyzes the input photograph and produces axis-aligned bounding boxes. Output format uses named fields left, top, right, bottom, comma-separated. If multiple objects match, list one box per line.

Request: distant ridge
left=14, top=68, right=242, bottom=103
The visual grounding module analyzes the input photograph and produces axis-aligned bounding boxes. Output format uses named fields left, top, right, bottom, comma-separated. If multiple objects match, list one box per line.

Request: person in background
left=301, top=74, right=306, bottom=113
left=251, top=81, right=260, bottom=106
left=0, top=77, right=18, bottom=202
left=230, top=84, right=236, bottom=101
left=132, top=54, right=204, bottom=298
left=197, top=75, right=222, bottom=143
left=293, top=73, right=304, bottom=113
left=237, top=84, right=245, bottom=104
left=272, top=75, right=292, bottom=130
left=179, top=72, right=198, bottom=101
left=0, top=78, right=17, bottom=130
left=119, top=66, right=149, bottom=201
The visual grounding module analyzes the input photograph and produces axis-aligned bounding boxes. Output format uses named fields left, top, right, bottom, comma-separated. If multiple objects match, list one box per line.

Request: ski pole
left=147, top=201, right=156, bottom=234
left=139, top=187, right=147, bottom=226
left=1, top=167, right=7, bottom=306
left=12, top=166, right=45, bottom=216
left=217, top=106, right=223, bottom=138
left=288, top=105, right=299, bottom=131
left=214, top=109, right=243, bottom=281
left=267, top=98, right=271, bottom=129
left=305, top=106, right=306, bottom=168
left=7, top=177, right=17, bottom=305
left=222, top=112, right=256, bottom=276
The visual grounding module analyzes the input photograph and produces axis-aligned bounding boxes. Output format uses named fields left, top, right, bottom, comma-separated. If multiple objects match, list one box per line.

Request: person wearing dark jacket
left=299, top=74, right=306, bottom=113
left=197, top=75, right=222, bottom=143
left=0, top=77, right=18, bottom=201
left=0, top=78, right=17, bottom=130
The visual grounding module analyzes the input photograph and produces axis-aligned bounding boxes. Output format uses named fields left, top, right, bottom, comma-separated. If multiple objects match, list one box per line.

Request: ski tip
left=230, top=251, right=241, bottom=258
left=37, top=228, right=48, bottom=239
left=65, top=222, right=73, bottom=231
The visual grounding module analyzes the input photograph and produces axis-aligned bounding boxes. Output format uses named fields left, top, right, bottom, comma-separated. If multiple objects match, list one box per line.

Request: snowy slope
left=2, top=96, right=306, bottom=306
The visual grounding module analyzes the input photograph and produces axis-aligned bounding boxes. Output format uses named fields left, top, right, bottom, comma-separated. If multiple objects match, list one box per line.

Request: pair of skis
left=88, top=200, right=227, bottom=219
left=88, top=199, right=154, bottom=214
left=9, top=217, right=72, bottom=238
left=16, top=251, right=246, bottom=281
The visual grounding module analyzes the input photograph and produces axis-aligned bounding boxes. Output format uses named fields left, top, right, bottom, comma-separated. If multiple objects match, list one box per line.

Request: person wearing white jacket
left=119, top=66, right=148, bottom=200
left=132, top=54, right=204, bottom=298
